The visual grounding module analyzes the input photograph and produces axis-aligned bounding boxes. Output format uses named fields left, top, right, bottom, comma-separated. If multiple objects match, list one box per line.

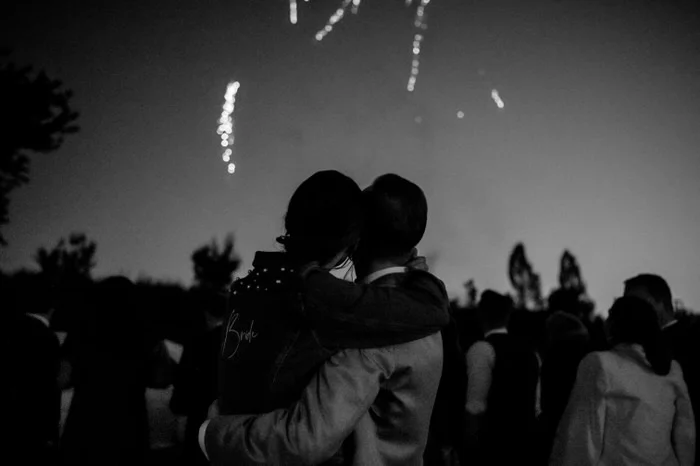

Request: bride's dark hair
left=608, top=296, right=671, bottom=376
left=277, top=170, right=364, bottom=266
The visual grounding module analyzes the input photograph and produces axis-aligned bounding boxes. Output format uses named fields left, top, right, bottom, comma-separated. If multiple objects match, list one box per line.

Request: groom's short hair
left=362, top=174, right=427, bottom=257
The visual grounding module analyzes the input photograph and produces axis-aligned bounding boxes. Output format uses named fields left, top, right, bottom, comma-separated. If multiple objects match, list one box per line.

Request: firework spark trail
left=217, top=81, right=240, bottom=174
left=407, top=0, right=431, bottom=92
left=315, top=0, right=353, bottom=42
left=414, top=0, right=430, bottom=29
left=289, top=0, right=298, bottom=24
left=290, top=0, right=435, bottom=93
left=491, top=89, right=505, bottom=109
left=407, top=33, right=423, bottom=92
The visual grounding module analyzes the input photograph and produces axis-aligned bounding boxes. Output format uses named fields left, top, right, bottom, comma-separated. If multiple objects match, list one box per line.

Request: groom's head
left=353, top=174, right=427, bottom=276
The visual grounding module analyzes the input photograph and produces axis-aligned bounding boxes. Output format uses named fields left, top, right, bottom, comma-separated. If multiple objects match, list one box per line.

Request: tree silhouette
left=464, top=279, right=479, bottom=309
left=0, top=53, right=79, bottom=245
left=548, top=249, right=595, bottom=318
left=507, top=242, right=544, bottom=311
left=191, top=234, right=240, bottom=294
left=558, top=249, right=586, bottom=295
left=34, top=233, right=96, bottom=282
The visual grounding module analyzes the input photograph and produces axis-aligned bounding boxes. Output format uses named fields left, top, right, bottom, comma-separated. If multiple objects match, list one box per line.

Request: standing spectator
left=424, top=314, right=468, bottom=466
left=538, top=311, right=590, bottom=462
left=625, top=273, right=700, bottom=464
left=464, top=290, right=539, bottom=465
left=170, top=290, right=225, bottom=466
left=550, top=296, right=695, bottom=466
left=3, top=279, right=61, bottom=465
left=60, top=276, right=151, bottom=466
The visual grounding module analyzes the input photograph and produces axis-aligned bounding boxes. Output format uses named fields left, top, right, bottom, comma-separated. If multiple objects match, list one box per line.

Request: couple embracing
left=199, top=171, right=465, bottom=465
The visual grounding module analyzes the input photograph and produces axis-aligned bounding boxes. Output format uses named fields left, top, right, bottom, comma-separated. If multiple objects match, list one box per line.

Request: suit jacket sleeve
left=671, top=362, right=696, bottom=466
left=204, top=348, right=390, bottom=466
left=549, top=353, right=607, bottom=466
left=302, top=268, right=449, bottom=348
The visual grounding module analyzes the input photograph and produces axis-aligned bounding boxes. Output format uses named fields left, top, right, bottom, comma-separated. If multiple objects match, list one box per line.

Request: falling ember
left=406, top=0, right=431, bottom=92
left=407, top=33, right=423, bottom=92
left=315, top=0, right=353, bottom=42
left=222, top=148, right=232, bottom=162
left=289, top=0, right=435, bottom=93
left=414, top=0, right=431, bottom=29
left=227, top=163, right=236, bottom=174
left=491, top=89, right=505, bottom=109
left=289, top=0, right=298, bottom=24
left=217, top=81, right=240, bottom=174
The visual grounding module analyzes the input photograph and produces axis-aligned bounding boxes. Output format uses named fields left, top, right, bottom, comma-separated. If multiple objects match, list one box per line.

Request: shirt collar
left=27, top=313, right=50, bottom=328
left=662, top=319, right=678, bottom=330
left=485, top=327, right=508, bottom=338
left=361, top=266, right=408, bottom=284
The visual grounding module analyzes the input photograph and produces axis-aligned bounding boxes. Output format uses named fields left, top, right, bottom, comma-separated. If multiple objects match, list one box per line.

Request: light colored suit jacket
left=550, top=344, right=695, bottom=466
left=204, top=333, right=443, bottom=466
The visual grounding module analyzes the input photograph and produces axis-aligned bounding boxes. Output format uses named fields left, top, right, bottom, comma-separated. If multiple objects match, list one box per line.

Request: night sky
left=3, top=0, right=700, bottom=313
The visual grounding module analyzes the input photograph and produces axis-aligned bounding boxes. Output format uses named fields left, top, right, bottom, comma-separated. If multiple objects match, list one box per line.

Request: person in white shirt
left=550, top=295, right=695, bottom=466
left=624, top=273, right=700, bottom=464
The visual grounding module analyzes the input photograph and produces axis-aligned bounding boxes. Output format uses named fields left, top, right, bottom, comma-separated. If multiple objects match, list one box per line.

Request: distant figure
left=60, top=276, right=151, bottom=466
left=550, top=296, right=695, bottom=466
left=170, top=291, right=225, bottom=466
left=424, top=314, right=467, bottom=466
left=625, top=273, right=700, bottom=464
left=538, top=311, right=590, bottom=462
left=464, top=290, right=539, bottom=465
left=3, top=287, right=61, bottom=465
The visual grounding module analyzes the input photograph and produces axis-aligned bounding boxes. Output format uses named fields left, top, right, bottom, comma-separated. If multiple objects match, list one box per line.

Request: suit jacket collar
left=662, top=319, right=678, bottom=330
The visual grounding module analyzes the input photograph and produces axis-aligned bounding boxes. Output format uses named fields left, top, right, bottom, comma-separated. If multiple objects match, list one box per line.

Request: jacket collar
left=252, top=251, right=294, bottom=269
left=614, top=343, right=649, bottom=369
left=662, top=319, right=678, bottom=330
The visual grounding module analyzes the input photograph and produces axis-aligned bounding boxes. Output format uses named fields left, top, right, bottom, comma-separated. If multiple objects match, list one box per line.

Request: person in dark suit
left=538, top=311, right=591, bottom=463
left=3, top=288, right=61, bottom=465
left=424, top=315, right=468, bottom=466
left=624, top=273, right=699, bottom=464
left=170, top=290, right=225, bottom=466
left=59, top=276, right=151, bottom=466
left=464, top=290, right=540, bottom=466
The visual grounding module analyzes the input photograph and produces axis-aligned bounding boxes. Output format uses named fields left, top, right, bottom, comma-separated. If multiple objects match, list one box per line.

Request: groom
left=202, top=174, right=458, bottom=465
